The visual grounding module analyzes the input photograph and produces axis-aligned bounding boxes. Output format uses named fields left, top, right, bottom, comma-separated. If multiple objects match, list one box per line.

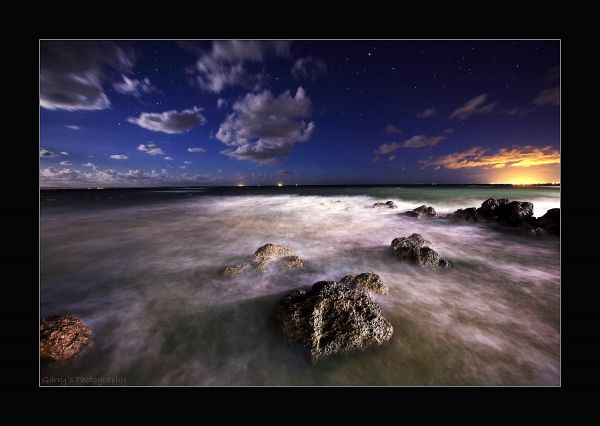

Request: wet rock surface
left=40, top=314, right=94, bottom=361
left=273, top=279, right=393, bottom=364
left=404, top=205, right=437, bottom=218
left=252, top=243, right=294, bottom=263
left=391, top=233, right=450, bottom=267
left=373, top=201, right=397, bottom=209
left=222, top=243, right=306, bottom=277
left=221, top=263, right=250, bottom=278
left=340, top=273, right=388, bottom=294
left=284, top=255, right=305, bottom=270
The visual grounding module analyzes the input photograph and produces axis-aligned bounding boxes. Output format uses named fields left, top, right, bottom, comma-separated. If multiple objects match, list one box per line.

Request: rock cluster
left=40, top=314, right=94, bottom=361
left=273, top=276, right=393, bottom=364
left=446, top=198, right=559, bottom=235
left=222, top=243, right=305, bottom=277
left=391, top=233, right=450, bottom=267
left=404, top=205, right=437, bottom=218
left=373, top=201, right=397, bottom=209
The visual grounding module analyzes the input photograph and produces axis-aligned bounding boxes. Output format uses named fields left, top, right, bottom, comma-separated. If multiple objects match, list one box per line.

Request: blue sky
left=40, top=40, right=560, bottom=187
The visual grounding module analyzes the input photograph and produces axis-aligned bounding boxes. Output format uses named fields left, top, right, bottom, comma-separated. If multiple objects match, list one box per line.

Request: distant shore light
left=277, top=183, right=283, bottom=187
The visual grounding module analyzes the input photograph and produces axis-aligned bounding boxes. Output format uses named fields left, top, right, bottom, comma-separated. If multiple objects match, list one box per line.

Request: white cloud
left=449, top=94, right=498, bottom=120
left=416, top=107, right=437, bottom=118
left=187, top=147, right=206, bottom=153
left=291, top=57, right=327, bottom=81
left=40, top=148, right=68, bottom=158
left=81, top=162, right=95, bottom=167
left=183, top=161, right=192, bottom=164
left=40, top=166, right=214, bottom=188
left=189, top=40, right=291, bottom=93
left=40, top=41, right=134, bottom=111
left=164, top=156, right=173, bottom=160
left=179, top=166, right=187, bottom=169
left=66, top=125, right=81, bottom=130
left=113, top=75, right=156, bottom=97
left=128, top=107, right=206, bottom=134
left=216, top=87, right=315, bottom=163
left=59, top=160, right=72, bottom=165
left=137, top=143, right=165, bottom=156
left=109, top=154, right=128, bottom=160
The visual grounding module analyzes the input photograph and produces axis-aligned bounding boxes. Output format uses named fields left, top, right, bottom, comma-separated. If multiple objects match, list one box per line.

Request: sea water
left=40, top=185, right=560, bottom=386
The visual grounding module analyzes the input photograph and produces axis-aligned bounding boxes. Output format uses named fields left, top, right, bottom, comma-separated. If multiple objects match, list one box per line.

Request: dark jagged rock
left=40, top=314, right=93, bottom=361
left=447, top=198, right=558, bottom=236
left=520, top=208, right=560, bottom=236
left=373, top=201, right=397, bottom=209
left=340, top=273, right=388, bottom=294
left=273, top=280, right=393, bottom=364
left=495, top=200, right=534, bottom=224
left=404, top=205, right=437, bottom=218
left=447, top=207, right=480, bottom=222
left=390, top=233, right=450, bottom=267
left=537, top=208, right=560, bottom=235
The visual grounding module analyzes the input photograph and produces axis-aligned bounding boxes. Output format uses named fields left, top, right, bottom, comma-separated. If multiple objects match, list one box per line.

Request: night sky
left=40, top=40, right=560, bottom=187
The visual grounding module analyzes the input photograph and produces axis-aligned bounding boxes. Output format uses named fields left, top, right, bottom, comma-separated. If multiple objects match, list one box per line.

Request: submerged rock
left=221, top=263, right=250, bottom=278
left=390, top=233, right=450, bottom=267
left=373, top=201, right=397, bottom=209
left=340, top=273, right=388, bottom=294
left=273, top=280, right=393, bottom=364
left=40, top=314, right=93, bottom=361
left=284, top=255, right=305, bottom=270
left=405, top=205, right=437, bottom=218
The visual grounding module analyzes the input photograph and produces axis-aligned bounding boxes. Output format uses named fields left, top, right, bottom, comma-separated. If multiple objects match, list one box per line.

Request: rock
left=447, top=207, right=479, bottom=222
left=520, top=222, right=547, bottom=236
left=495, top=200, right=534, bottom=224
left=222, top=263, right=250, bottom=278
left=252, top=243, right=294, bottom=264
left=390, top=233, right=450, bottom=267
left=373, top=201, right=397, bottom=209
left=476, top=198, right=500, bottom=218
left=538, top=208, right=560, bottom=235
left=273, top=280, right=393, bottom=363
left=340, top=273, right=388, bottom=294
left=40, top=314, right=93, bottom=361
left=405, top=205, right=437, bottom=218
left=284, top=255, right=305, bottom=270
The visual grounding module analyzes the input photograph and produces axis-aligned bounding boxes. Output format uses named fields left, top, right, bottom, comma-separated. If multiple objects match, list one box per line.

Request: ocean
left=40, top=185, right=560, bottom=386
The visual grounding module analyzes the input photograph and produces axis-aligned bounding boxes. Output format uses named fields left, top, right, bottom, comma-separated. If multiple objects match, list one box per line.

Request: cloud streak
left=40, top=41, right=134, bottom=111
left=189, top=40, right=291, bottom=93
left=420, top=145, right=560, bottom=170
left=533, top=86, right=560, bottom=106
left=291, top=57, right=327, bottom=81
left=374, top=133, right=447, bottom=155
left=416, top=107, right=437, bottom=118
left=449, top=94, right=497, bottom=120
